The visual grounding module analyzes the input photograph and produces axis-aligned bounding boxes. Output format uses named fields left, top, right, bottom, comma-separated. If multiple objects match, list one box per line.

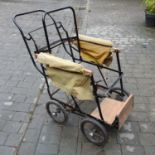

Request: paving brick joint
left=0, top=0, right=155, bottom=155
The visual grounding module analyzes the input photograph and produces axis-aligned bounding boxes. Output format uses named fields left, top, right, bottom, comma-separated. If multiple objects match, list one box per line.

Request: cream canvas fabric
left=36, top=53, right=94, bottom=100
left=72, top=34, right=113, bottom=66
left=78, top=34, right=113, bottom=46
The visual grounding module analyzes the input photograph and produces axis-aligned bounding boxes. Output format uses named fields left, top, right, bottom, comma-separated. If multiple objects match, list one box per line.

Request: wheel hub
left=52, top=112, right=56, bottom=116
left=89, top=132, right=94, bottom=137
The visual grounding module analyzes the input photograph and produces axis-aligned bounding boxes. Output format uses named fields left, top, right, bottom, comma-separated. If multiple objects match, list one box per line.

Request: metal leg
left=116, top=51, right=124, bottom=95
left=91, top=76, right=104, bottom=121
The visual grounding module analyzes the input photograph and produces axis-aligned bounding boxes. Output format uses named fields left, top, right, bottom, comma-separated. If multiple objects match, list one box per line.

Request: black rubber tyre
left=109, top=87, right=129, bottom=101
left=80, top=118, right=108, bottom=146
left=46, top=101, right=68, bottom=125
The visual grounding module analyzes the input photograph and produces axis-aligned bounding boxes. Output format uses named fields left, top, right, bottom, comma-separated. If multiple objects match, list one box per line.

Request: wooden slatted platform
left=91, top=95, right=134, bottom=129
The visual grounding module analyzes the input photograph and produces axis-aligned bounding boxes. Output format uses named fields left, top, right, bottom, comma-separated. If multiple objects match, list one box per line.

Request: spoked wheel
left=80, top=118, right=108, bottom=146
left=46, top=101, right=68, bottom=124
left=109, top=87, right=129, bottom=101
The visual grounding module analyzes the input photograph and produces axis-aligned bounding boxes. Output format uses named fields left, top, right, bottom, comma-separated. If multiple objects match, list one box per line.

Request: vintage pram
left=13, top=7, right=134, bottom=146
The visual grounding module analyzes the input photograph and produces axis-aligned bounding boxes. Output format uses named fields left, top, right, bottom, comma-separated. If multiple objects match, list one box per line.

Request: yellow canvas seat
left=36, top=52, right=94, bottom=100
left=72, top=34, right=113, bottom=66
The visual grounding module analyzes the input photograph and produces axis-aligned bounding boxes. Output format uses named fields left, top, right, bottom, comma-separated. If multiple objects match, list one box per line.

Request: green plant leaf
left=144, top=0, right=155, bottom=13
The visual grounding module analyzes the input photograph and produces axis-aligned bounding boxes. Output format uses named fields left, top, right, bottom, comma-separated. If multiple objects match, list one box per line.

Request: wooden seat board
left=91, top=95, right=134, bottom=128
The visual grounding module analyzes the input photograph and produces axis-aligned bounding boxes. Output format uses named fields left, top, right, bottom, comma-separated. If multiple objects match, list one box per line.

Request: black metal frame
left=13, top=6, right=127, bottom=128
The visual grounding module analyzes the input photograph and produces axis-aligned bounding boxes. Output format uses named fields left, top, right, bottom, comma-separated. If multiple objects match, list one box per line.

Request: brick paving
left=0, top=0, right=155, bottom=155
left=0, top=0, right=87, bottom=154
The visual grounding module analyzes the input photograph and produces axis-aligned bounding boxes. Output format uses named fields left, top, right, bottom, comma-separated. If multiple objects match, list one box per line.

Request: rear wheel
left=46, top=101, right=68, bottom=125
left=109, top=87, right=129, bottom=101
left=80, top=118, right=108, bottom=146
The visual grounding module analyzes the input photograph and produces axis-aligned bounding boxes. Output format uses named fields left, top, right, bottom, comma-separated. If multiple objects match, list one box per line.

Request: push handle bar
left=13, top=10, right=46, bottom=38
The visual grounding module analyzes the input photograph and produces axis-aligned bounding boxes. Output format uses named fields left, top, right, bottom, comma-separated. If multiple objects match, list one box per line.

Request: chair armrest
left=83, top=69, right=93, bottom=76
left=113, top=48, right=120, bottom=53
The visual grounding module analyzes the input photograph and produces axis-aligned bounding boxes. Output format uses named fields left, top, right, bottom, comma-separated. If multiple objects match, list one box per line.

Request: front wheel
left=46, top=101, right=68, bottom=125
left=80, top=118, right=108, bottom=146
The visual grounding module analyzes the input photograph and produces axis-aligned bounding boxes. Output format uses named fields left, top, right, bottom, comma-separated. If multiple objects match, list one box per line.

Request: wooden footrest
left=91, top=95, right=134, bottom=129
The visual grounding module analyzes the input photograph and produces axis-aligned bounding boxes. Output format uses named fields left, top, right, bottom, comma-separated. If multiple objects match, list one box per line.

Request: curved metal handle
left=13, top=10, right=46, bottom=37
